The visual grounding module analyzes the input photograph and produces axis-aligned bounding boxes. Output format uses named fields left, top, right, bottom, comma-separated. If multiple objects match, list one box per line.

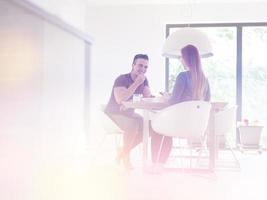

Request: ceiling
left=86, top=0, right=267, bottom=6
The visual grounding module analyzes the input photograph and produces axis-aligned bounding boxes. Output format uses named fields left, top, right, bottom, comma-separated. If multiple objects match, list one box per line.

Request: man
left=105, top=54, right=152, bottom=169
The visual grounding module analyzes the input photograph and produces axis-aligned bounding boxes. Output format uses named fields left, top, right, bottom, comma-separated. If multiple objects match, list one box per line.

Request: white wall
left=41, top=21, right=87, bottom=161
left=0, top=1, right=89, bottom=199
left=27, top=0, right=87, bottom=31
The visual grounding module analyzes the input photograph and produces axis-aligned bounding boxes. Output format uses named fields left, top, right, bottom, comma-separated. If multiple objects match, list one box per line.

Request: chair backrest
left=151, top=101, right=211, bottom=139
left=100, top=105, right=123, bottom=134
left=214, top=105, right=237, bottom=136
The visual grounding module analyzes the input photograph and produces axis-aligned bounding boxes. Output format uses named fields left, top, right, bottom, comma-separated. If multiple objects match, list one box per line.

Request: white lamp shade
left=162, top=28, right=213, bottom=58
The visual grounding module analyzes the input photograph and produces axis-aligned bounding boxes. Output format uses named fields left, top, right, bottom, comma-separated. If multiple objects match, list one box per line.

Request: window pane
left=168, top=27, right=236, bottom=105
left=243, top=26, right=267, bottom=147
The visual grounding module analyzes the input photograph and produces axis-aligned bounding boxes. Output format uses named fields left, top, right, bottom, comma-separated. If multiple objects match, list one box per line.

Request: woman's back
left=168, top=70, right=210, bottom=105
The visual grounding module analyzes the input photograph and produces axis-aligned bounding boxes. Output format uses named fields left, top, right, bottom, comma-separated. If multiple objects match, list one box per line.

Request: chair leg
left=230, top=148, right=240, bottom=168
left=195, top=137, right=206, bottom=168
left=189, top=148, right=193, bottom=168
left=196, top=148, right=203, bottom=167
left=91, top=134, right=108, bottom=164
left=227, top=141, right=240, bottom=169
left=114, top=134, right=122, bottom=151
left=156, top=136, right=165, bottom=164
left=171, top=139, right=186, bottom=170
left=174, top=139, right=186, bottom=170
left=91, top=133, right=123, bottom=165
left=214, top=140, right=240, bottom=170
left=180, top=140, right=186, bottom=170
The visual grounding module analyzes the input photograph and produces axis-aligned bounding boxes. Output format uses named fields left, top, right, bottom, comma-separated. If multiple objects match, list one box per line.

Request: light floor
left=89, top=144, right=267, bottom=200
left=3, top=134, right=264, bottom=200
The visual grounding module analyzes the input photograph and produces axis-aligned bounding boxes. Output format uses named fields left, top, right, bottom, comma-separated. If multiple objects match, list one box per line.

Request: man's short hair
left=132, top=54, right=149, bottom=65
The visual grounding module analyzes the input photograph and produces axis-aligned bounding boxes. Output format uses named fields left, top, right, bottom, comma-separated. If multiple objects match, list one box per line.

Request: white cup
left=133, top=94, right=143, bottom=102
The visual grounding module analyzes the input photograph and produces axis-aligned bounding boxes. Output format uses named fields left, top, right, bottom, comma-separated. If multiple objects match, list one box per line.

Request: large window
left=242, top=26, right=267, bottom=146
left=166, top=23, right=267, bottom=147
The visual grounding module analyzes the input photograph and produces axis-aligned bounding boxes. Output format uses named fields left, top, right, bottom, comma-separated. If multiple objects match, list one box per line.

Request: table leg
left=209, top=109, right=216, bottom=171
left=142, top=110, right=149, bottom=169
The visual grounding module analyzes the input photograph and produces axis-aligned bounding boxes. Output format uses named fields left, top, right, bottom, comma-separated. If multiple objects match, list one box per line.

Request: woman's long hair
left=181, top=44, right=207, bottom=100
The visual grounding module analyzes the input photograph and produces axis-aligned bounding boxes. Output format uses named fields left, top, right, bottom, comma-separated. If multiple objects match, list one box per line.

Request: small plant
left=243, top=118, right=249, bottom=126
left=242, top=118, right=260, bottom=126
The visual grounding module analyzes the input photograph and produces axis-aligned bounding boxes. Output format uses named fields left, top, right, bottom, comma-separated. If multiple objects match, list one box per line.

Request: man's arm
left=114, top=74, right=146, bottom=104
left=114, top=83, right=139, bottom=104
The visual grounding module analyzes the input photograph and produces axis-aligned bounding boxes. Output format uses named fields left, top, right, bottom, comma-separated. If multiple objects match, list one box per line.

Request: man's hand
left=134, top=74, right=146, bottom=86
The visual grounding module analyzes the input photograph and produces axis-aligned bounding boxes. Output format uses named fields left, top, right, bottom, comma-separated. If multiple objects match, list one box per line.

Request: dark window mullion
left=165, top=28, right=170, bottom=92
left=236, top=25, right=243, bottom=122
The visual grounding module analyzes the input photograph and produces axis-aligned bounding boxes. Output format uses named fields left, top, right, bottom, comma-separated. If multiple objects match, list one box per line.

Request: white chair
left=91, top=105, right=124, bottom=163
left=214, top=105, right=240, bottom=169
left=151, top=100, right=211, bottom=169
left=100, top=104, right=123, bottom=149
left=101, top=106, right=124, bottom=135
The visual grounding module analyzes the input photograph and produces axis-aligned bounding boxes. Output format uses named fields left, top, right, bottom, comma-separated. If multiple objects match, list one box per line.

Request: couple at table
left=104, top=45, right=210, bottom=170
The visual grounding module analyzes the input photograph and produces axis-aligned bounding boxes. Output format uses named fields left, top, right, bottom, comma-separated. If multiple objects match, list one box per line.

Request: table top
left=122, top=97, right=168, bottom=110
left=122, top=99, right=229, bottom=111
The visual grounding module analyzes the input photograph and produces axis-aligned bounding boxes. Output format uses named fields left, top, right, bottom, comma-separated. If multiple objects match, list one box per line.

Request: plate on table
left=142, top=97, right=166, bottom=103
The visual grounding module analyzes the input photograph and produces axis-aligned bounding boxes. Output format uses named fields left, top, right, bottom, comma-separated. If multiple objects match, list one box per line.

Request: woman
left=151, top=44, right=211, bottom=167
